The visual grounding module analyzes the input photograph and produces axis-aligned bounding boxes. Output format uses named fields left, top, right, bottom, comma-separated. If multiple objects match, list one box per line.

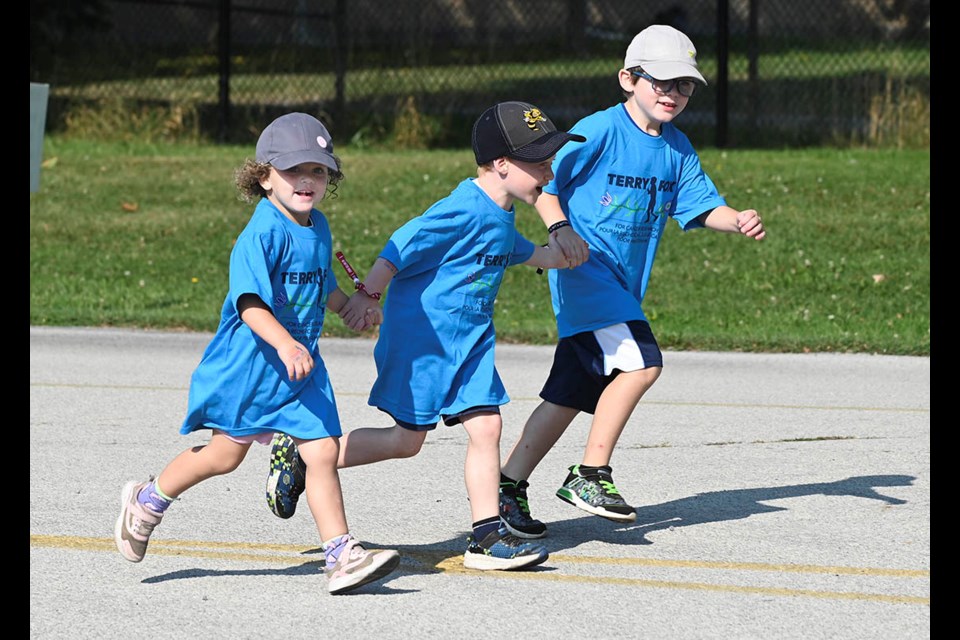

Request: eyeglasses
left=632, top=71, right=697, bottom=98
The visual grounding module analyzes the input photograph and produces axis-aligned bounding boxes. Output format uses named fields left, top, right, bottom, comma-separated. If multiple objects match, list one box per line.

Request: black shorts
left=385, top=405, right=501, bottom=431
left=539, top=320, right=662, bottom=414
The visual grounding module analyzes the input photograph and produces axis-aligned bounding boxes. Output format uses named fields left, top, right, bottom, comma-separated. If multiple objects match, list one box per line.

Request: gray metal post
left=30, top=83, right=49, bottom=193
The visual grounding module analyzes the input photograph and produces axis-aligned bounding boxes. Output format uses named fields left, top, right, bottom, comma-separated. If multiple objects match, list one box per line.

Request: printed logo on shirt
left=272, top=268, right=328, bottom=344
left=281, top=267, right=325, bottom=284
left=473, top=252, right=512, bottom=267
left=606, top=174, right=677, bottom=193
left=598, top=181, right=675, bottom=244
left=466, top=272, right=497, bottom=291
left=273, top=266, right=328, bottom=321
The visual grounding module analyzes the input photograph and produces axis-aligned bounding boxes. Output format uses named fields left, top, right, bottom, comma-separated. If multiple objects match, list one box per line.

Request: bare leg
left=155, top=431, right=250, bottom=497
left=297, top=436, right=349, bottom=541
left=460, top=412, right=503, bottom=523
left=337, top=424, right=427, bottom=468
left=581, top=366, right=661, bottom=467
left=501, top=401, right=579, bottom=481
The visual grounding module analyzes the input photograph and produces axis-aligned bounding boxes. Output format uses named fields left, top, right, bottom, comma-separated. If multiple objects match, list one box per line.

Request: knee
left=645, top=366, right=663, bottom=386
left=299, top=436, right=340, bottom=467
left=395, top=430, right=427, bottom=458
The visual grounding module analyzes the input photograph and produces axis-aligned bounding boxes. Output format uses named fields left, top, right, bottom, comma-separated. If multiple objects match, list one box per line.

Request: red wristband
left=356, top=282, right=381, bottom=300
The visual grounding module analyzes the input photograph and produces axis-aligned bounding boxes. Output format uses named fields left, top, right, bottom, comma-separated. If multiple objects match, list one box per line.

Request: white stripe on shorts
left=594, top=323, right=647, bottom=375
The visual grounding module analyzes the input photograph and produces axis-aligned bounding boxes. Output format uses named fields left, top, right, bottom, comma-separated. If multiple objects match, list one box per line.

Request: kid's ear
left=618, top=69, right=638, bottom=89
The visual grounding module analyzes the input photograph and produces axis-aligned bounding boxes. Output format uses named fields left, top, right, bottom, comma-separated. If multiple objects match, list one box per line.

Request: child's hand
left=340, top=291, right=381, bottom=331
left=277, top=341, right=314, bottom=381
left=551, top=225, right=590, bottom=267
left=544, top=235, right=583, bottom=270
left=736, top=209, right=766, bottom=240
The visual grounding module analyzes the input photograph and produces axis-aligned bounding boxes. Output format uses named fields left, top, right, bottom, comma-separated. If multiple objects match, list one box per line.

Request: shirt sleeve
left=510, top=230, right=536, bottom=265
left=228, top=229, right=281, bottom=310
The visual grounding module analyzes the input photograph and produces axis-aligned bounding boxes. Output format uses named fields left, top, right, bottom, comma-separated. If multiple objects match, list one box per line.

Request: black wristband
left=547, top=220, right=572, bottom=233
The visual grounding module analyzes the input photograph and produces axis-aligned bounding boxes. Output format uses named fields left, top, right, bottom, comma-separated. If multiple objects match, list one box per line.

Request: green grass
left=29, top=138, right=929, bottom=355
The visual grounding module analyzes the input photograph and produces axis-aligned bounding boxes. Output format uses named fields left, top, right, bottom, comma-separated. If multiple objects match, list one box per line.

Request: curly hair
left=234, top=157, right=345, bottom=204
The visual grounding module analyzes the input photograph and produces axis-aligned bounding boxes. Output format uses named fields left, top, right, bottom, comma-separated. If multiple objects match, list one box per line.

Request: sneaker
left=114, top=479, right=163, bottom=562
left=555, top=464, right=637, bottom=522
left=499, top=479, right=547, bottom=539
left=325, top=536, right=401, bottom=595
left=266, top=433, right=305, bottom=519
left=463, top=526, right=549, bottom=571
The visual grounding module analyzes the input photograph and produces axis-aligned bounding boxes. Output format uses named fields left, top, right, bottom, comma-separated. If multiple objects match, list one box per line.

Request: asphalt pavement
left=29, top=326, right=930, bottom=639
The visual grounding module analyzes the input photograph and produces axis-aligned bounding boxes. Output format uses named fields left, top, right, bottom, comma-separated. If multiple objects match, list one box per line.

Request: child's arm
left=534, top=192, right=590, bottom=266
left=699, top=205, right=766, bottom=240
left=522, top=232, right=580, bottom=271
left=237, top=293, right=314, bottom=382
left=338, top=257, right=398, bottom=326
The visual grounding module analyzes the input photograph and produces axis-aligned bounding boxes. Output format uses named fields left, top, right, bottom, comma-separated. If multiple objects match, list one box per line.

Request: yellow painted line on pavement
left=31, top=534, right=928, bottom=605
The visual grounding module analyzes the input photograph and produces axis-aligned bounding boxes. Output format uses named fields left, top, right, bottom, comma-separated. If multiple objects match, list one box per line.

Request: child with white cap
left=497, top=25, right=768, bottom=538
left=113, top=112, right=400, bottom=595
left=264, top=101, right=587, bottom=570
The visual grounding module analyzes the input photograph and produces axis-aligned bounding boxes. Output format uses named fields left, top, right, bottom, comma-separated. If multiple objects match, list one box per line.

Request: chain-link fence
left=30, top=0, right=930, bottom=148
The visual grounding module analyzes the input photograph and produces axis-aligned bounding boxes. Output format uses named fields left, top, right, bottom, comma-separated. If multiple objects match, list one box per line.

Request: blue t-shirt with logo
left=545, top=103, right=727, bottom=337
left=370, top=178, right=536, bottom=425
left=181, top=198, right=342, bottom=440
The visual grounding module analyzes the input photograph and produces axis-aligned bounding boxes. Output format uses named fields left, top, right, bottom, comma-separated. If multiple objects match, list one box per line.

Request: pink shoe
left=325, top=535, right=400, bottom=594
left=114, top=480, right=163, bottom=562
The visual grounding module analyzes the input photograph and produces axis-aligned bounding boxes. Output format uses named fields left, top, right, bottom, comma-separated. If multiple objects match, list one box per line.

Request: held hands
left=551, top=224, right=589, bottom=268
left=339, top=290, right=383, bottom=331
left=736, top=209, right=766, bottom=240
left=278, top=340, right=314, bottom=382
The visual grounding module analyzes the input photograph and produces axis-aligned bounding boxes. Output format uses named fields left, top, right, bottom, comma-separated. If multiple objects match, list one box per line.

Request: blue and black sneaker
left=463, top=526, right=548, bottom=570
left=499, top=479, right=547, bottom=539
left=265, top=433, right=305, bottom=519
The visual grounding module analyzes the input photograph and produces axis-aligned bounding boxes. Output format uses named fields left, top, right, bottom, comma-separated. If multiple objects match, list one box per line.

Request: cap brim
left=267, top=150, right=339, bottom=172
left=639, top=61, right=707, bottom=85
left=508, top=131, right=587, bottom=164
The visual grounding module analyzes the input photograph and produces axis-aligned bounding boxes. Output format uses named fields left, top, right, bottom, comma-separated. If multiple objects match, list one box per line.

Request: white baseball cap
left=624, top=25, right=707, bottom=85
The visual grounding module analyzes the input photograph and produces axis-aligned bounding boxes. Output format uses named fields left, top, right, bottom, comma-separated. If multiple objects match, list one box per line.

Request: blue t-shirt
left=545, top=103, right=727, bottom=337
left=370, top=178, right=536, bottom=425
left=181, top=198, right=342, bottom=440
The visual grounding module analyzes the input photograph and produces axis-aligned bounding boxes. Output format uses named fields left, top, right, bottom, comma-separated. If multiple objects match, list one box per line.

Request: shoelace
left=597, top=478, right=622, bottom=496
left=515, top=493, right=531, bottom=513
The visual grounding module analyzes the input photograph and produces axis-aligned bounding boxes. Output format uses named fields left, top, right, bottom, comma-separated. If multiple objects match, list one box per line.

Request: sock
left=323, top=533, right=351, bottom=567
left=500, top=472, right=518, bottom=487
left=472, top=516, right=501, bottom=542
left=137, top=479, right=173, bottom=514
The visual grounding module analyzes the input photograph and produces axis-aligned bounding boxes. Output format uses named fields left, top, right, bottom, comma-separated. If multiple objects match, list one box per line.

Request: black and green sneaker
left=265, top=433, right=305, bottom=519
left=555, top=464, right=637, bottom=522
left=499, top=479, right=547, bottom=539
